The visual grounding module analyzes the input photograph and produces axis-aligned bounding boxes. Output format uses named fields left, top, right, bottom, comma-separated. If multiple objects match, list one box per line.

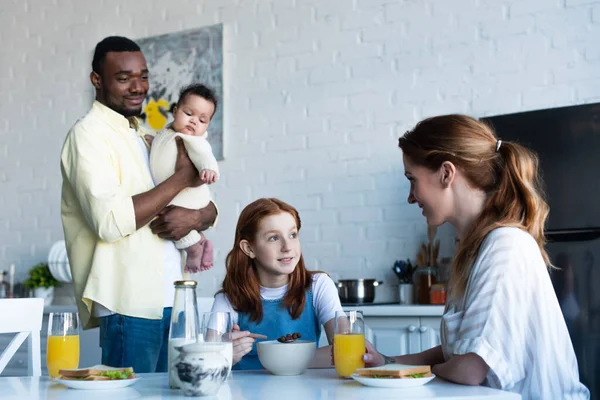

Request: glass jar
left=168, top=280, right=200, bottom=389
left=412, top=267, right=438, bottom=305
left=430, top=283, right=447, bottom=305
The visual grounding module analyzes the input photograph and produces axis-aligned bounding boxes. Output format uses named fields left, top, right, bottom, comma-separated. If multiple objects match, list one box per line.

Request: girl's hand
left=230, top=324, right=267, bottom=365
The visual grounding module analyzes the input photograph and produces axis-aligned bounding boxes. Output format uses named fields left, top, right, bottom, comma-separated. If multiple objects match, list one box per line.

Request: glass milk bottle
left=168, top=280, right=200, bottom=389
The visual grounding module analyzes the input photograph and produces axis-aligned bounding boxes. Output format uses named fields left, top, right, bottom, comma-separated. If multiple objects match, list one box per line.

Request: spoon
left=277, top=332, right=301, bottom=343
left=249, top=333, right=268, bottom=340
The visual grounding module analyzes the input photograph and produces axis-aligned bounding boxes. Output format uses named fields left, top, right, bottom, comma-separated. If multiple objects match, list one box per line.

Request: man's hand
left=174, top=137, right=202, bottom=188
left=200, top=169, right=218, bottom=184
left=150, top=206, right=200, bottom=241
left=131, top=138, right=212, bottom=230
left=144, top=134, right=154, bottom=147
left=150, top=202, right=217, bottom=240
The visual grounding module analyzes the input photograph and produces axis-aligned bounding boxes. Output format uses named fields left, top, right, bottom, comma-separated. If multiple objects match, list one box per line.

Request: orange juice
left=47, top=335, right=80, bottom=378
left=334, top=333, right=365, bottom=378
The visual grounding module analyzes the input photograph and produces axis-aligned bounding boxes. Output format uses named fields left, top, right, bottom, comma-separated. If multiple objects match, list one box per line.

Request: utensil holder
left=398, top=284, right=414, bottom=305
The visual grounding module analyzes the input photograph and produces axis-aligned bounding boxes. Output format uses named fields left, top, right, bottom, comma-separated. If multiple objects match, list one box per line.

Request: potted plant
left=24, top=263, right=59, bottom=306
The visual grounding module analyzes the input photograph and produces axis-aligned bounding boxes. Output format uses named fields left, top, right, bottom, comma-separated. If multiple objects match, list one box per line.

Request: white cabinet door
left=365, top=317, right=421, bottom=356
left=419, top=317, right=442, bottom=352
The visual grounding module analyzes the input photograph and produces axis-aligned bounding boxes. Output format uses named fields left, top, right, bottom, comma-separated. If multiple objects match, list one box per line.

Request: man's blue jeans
left=99, top=308, right=172, bottom=373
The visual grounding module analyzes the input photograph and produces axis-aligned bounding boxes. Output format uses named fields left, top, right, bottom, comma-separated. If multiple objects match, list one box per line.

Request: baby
left=148, top=84, right=219, bottom=273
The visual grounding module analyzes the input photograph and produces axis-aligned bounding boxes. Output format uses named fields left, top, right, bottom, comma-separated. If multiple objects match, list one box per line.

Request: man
left=60, top=36, right=217, bottom=372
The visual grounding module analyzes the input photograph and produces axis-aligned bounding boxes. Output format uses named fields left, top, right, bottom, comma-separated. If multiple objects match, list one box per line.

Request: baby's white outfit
left=149, top=126, right=219, bottom=249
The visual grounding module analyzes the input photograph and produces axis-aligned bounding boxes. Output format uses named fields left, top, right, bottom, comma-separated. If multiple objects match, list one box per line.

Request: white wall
left=1, top=0, right=599, bottom=298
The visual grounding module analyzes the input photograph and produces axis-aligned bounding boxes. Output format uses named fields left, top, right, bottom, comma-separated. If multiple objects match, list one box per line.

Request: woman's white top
left=441, top=227, right=589, bottom=400
left=211, top=273, right=343, bottom=328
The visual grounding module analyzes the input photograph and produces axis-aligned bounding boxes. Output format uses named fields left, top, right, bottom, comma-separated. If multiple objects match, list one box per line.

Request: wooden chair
left=0, top=298, right=44, bottom=376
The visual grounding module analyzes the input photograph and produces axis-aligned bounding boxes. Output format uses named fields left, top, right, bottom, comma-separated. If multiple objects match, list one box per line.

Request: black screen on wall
left=482, top=102, right=600, bottom=232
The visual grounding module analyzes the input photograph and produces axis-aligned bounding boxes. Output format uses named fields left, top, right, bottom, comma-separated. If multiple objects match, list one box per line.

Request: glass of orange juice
left=47, top=312, right=80, bottom=378
left=333, top=310, right=365, bottom=378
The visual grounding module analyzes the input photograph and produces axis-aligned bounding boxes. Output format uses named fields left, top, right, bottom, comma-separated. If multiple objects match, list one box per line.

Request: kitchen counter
left=1, top=369, right=520, bottom=399
left=342, top=304, right=445, bottom=317
left=43, top=304, right=78, bottom=314
left=44, top=303, right=446, bottom=317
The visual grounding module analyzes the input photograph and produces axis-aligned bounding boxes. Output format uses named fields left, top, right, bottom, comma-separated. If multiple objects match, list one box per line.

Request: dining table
left=1, top=368, right=521, bottom=399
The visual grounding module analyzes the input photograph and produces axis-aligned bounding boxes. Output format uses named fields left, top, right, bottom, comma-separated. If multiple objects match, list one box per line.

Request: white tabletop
left=1, top=369, right=521, bottom=400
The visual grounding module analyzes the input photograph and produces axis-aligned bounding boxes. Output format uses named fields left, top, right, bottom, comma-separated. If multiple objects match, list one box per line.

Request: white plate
left=57, top=245, right=72, bottom=282
left=56, top=377, right=140, bottom=390
left=351, top=373, right=435, bottom=388
left=48, top=241, right=61, bottom=264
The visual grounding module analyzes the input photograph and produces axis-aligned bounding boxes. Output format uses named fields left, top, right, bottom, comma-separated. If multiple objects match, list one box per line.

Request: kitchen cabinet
left=418, top=316, right=442, bottom=353
left=365, top=316, right=421, bottom=355
left=364, top=316, right=441, bottom=356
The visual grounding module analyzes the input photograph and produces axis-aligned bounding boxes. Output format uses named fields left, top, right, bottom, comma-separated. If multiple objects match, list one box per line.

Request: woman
left=364, top=114, right=589, bottom=399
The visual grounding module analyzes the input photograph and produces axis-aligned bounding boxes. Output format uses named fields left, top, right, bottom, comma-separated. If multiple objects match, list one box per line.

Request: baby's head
left=171, top=84, right=218, bottom=136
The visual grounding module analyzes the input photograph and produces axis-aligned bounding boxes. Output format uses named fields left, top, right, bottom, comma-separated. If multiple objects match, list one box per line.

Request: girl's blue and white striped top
left=441, top=227, right=589, bottom=400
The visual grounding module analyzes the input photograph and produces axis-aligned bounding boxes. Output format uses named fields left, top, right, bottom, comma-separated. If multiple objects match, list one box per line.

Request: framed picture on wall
left=137, top=23, right=224, bottom=160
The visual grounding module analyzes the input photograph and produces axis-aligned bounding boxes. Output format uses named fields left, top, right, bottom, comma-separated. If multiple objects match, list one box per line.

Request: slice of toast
left=59, top=365, right=134, bottom=380
left=356, top=363, right=432, bottom=378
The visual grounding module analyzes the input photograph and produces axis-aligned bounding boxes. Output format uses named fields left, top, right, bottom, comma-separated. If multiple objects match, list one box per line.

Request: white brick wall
left=1, top=0, right=599, bottom=298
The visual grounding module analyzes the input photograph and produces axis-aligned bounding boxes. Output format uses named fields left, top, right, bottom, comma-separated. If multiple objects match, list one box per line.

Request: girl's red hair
left=220, top=198, right=320, bottom=323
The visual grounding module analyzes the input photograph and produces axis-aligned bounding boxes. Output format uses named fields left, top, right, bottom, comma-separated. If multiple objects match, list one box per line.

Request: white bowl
left=257, top=340, right=316, bottom=376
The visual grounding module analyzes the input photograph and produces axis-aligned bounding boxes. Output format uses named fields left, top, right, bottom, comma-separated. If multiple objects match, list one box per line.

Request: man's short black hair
left=92, top=36, right=141, bottom=74
left=177, top=84, right=218, bottom=115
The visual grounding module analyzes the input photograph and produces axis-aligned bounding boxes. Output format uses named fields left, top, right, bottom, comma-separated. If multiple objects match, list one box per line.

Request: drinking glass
left=46, top=312, right=80, bottom=378
left=201, top=312, right=233, bottom=376
left=333, top=310, right=365, bottom=378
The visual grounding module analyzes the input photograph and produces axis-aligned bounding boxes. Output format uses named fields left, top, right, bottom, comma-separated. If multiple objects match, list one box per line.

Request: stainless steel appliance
left=485, top=103, right=600, bottom=399
left=337, top=279, right=382, bottom=304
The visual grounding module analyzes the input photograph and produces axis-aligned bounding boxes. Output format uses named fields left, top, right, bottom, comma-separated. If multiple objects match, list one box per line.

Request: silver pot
left=337, top=279, right=383, bottom=304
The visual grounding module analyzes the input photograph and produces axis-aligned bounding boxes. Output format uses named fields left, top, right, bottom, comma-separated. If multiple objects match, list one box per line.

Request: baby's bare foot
left=200, top=240, right=214, bottom=271
left=184, top=242, right=204, bottom=273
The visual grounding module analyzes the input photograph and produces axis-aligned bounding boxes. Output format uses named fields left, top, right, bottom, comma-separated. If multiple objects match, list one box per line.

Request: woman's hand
left=362, top=340, right=385, bottom=367
left=230, top=324, right=267, bottom=366
left=330, top=340, right=385, bottom=368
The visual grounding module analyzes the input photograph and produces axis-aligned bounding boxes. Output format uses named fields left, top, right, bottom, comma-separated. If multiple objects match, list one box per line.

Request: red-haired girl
left=210, top=198, right=343, bottom=370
